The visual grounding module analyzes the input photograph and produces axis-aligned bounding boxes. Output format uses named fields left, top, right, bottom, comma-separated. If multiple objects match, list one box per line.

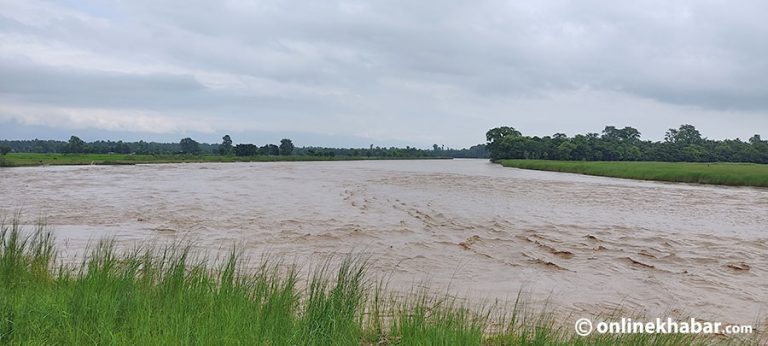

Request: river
left=1, top=159, right=766, bottom=325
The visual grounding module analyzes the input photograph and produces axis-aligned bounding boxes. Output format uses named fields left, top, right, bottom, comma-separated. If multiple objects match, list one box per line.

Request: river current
left=1, top=159, right=766, bottom=325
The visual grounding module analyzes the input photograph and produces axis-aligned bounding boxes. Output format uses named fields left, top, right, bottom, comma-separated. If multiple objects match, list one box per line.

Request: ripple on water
left=1, top=159, right=766, bottom=325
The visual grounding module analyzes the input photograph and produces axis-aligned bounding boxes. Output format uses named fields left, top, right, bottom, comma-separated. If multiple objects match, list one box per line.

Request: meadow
left=0, top=153, right=444, bottom=167
left=0, top=220, right=742, bottom=345
left=501, top=160, right=768, bottom=187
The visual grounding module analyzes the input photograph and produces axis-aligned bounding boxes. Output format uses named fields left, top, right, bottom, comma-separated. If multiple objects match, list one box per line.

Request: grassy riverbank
left=0, top=222, right=734, bottom=345
left=0, top=153, right=447, bottom=167
left=501, top=160, right=768, bottom=187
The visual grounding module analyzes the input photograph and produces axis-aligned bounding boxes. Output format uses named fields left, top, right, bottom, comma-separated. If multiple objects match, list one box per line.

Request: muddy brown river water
left=1, top=159, right=766, bottom=326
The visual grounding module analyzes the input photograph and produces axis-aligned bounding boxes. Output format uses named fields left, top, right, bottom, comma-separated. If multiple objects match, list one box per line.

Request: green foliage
left=501, top=160, right=768, bottom=187
left=0, top=220, right=739, bottom=345
left=179, top=137, right=201, bottom=155
left=64, top=135, right=87, bottom=154
left=262, top=144, right=280, bottom=156
left=0, top=146, right=11, bottom=156
left=1, top=137, right=488, bottom=159
left=666, top=124, right=703, bottom=145
left=487, top=124, right=768, bottom=163
left=233, top=143, right=258, bottom=156
left=279, top=138, right=294, bottom=156
left=486, top=126, right=522, bottom=142
left=219, top=135, right=233, bottom=155
left=486, top=127, right=522, bottom=161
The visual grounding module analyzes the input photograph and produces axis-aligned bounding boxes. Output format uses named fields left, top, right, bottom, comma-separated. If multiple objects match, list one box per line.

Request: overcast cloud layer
left=1, top=0, right=767, bottom=147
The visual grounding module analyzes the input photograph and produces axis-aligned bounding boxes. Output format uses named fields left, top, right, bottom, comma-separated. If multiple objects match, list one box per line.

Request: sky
left=1, top=0, right=767, bottom=148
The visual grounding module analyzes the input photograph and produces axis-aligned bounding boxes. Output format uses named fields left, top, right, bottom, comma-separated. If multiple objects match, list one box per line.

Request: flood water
left=1, top=159, right=766, bottom=325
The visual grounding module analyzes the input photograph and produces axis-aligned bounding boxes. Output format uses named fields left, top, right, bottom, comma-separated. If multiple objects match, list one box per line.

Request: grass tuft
left=0, top=219, right=759, bottom=344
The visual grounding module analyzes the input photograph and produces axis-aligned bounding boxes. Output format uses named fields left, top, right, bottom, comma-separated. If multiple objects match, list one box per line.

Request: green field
left=0, top=221, right=731, bottom=345
left=500, top=160, right=768, bottom=187
left=0, top=153, right=445, bottom=167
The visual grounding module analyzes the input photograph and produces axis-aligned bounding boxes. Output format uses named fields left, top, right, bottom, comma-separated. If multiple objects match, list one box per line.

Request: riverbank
left=500, top=160, right=768, bottom=187
left=0, top=153, right=449, bottom=167
left=0, top=222, right=725, bottom=345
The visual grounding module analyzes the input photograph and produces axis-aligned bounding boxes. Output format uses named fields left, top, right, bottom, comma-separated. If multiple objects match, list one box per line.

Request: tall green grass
left=1, top=153, right=448, bottom=167
left=501, top=160, right=768, bottom=187
left=0, top=220, right=748, bottom=344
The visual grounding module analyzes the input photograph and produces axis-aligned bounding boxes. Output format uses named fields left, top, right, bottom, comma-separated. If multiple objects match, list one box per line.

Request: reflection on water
left=1, top=159, right=767, bottom=324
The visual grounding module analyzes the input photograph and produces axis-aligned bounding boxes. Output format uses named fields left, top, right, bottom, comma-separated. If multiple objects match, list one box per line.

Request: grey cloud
left=1, top=0, right=767, bottom=146
left=0, top=58, right=205, bottom=108
left=0, top=57, right=351, bottom=119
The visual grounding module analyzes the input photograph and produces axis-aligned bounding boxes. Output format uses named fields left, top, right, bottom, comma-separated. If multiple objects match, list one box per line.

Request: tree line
left=0, top=138, right=217, bottom=155
left=0, top=135, right=488, bottom=158
left=486, top=124, right=768, bottom=163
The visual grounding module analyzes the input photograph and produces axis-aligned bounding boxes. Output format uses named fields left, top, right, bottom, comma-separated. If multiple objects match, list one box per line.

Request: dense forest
left=3, top=124, right=767, bottom=163
left=486, top=124, right=768, bottom=163
left=0, top=135, right=488, bottom=159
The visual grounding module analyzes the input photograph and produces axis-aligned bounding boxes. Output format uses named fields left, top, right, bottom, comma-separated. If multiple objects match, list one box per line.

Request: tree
left=664, top=129, right=678, bottom=143
left=65, top=136, right=86, bottom=153
left=486, top=126, right=522, bottom=161
left=111, top=140, right=130, bottom=154
left=603, top=126, right=641, bottom=142
left=486, top=126, right=522, bottom=143
left=0, top=145, right=11, bottom=155
left=279, top=138, right=294, bottom=156
left=219, top=135, right=233, bottom=155
left=676, top=124, right=703, bottom=145
left=179, top=137, right=201, bottom=155
left=136, top=140, right=150, bottom=154
left=666, top=124, right=702, bottom=145
left=261, top=144, right=280, bottom=156
left=552, top=133, right=568, bottom=142
left=556, top=141, right=576, bottom=160
left=233, top=144, right=257, bottom=156
left=602, top=126, right=620, bottom=141
left=620, top=127, right=641, bottom=142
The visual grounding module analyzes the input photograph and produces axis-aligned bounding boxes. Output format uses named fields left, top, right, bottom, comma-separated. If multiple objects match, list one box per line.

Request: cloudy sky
left=1, top=0, right=766, bottom=147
